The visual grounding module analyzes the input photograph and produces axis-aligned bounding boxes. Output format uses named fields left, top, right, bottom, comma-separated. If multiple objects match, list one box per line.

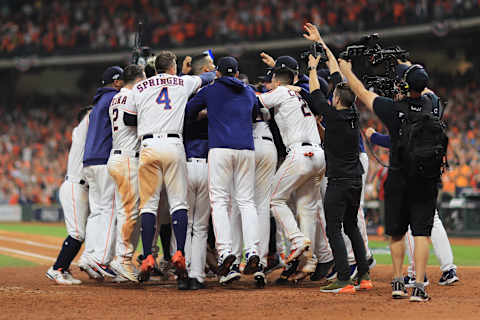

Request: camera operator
left=339, top=57, right=443, bottom=302
left=304, top=23, right=371, bottom=294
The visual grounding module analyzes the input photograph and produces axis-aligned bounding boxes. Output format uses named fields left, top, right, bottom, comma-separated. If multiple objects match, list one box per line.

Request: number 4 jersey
left=259, top=86, right=321, bottom=147
left=109, top=87, right=140, bottom=151
left=133, top=73, right=202, bottom=137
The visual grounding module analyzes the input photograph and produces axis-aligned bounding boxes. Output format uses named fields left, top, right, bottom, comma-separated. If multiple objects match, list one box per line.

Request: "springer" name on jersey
left=136, top=76, right=185, bottom=92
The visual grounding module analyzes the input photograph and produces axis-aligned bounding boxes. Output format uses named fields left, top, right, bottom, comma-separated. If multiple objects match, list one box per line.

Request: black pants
left=324, top=177, right=368, bottom=281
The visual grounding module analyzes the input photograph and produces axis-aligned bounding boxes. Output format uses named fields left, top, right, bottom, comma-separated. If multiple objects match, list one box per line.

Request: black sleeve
left=123, top=112, right=137, bottom=126
left=310, top=89, right=330, bottom=116
left=373, top=96, right=396, bottom=130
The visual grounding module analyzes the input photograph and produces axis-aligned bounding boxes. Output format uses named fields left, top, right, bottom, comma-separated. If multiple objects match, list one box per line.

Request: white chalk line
left=0, top=235, right=59, bottom=250
left=0, top=246, right=56, bottom=262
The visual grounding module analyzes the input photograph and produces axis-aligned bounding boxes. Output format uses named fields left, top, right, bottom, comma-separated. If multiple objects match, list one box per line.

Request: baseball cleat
left=62, top=269, right=82, bottom=285
left=189, top=277, right=206, bottom=290
left=46, top=267, right=73, bottom=285
left=404, top=275, right=429, bottom=288
left=254, top=266, right=266, bottom=289
left=310, top=260, right=334, bottom=282
left=286, top=239, right=311, bottom=264
left=353, top=272, right=373, bottom=291
left=138, top=254, right=156, bottom=282
left=391, top=280, right=409, bottom=299
left=78, top=259, right=104, bottom=281
left=438, top=269, right=459, bottom=286
left=217, top=253, right=236, bottom=277
left=171, top=250, right=187, bottom=277
left=220, top=264, right=241, bottom=285
left=177, top=275, right=190, bottom=290
left=243, top=253, right=260, bottom=275
left=410, top=286, right=431, bottom=302
left=265, top=253, right=286, bottom=275
left=275, top=259, right=300, bottom=284
left=90, top=261, right=117, bottom=278
left=110, top=259, right=139, bottom=283
left=320, top=280, right=356, bottom=293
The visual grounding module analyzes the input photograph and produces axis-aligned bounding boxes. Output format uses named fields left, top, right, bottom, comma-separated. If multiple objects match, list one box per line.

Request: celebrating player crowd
left=45, top=23, right=459, bottom=301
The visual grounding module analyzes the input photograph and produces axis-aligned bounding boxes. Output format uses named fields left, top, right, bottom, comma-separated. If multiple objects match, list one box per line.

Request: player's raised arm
left=338, top=59, right=378, bottom=112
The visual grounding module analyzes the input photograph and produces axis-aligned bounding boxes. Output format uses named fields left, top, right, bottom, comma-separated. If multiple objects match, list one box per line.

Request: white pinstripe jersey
left=109, top=87, right=140, bottom=151
left=66, top=113, right=89, bottom=178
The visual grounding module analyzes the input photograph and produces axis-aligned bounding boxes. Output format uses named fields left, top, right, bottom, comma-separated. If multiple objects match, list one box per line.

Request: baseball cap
left=258, top=68, right=273, bottom=83
left=218, top=56, right=238, bottom=75
left=102, top=66, right=124, bottom=85
left=274, top=56, right=299, bottom=72
left=396, top=63, right=429, bottom=92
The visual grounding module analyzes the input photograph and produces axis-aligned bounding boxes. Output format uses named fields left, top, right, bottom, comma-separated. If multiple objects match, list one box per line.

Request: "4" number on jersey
left=156, top=87, right=172, bottom=110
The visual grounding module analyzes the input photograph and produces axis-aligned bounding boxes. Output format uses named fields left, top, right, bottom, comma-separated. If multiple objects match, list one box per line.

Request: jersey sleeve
left=258, top=88, right=281, bottom=109
left=122, top=92, right=137, bottom=114
left=182, top=75, right=202, bottom=96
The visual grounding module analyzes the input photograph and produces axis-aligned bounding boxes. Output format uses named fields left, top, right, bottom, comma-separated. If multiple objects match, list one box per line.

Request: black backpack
left=396, top=96, right=449, bottom=179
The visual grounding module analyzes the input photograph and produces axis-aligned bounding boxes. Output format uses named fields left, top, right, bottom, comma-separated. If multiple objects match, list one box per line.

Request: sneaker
left=275, top=259, right=300, bottom=284
left=110, top=259, right=139, bottom=283
left=254, top=266, right=266, bottom=289
left=310, top=260, right=334, bottom=281
left=320, top=279, right=355, bottom=293
left=217, top=253, right=236, bottom=277
left=349, top=264, right=358, bottom=280
left=391, top=280, right=409, bottom=299
left=404, top=275, right=429, bottom=288
left=292, top=254, right=317, bottom=282
left=410, top=286, right=431, bottom=302
left=177, top=274, right=189, bottom=290
left=171, top=250, right=187, bottom=277
left=439, top=269, right=459, bottom=286
left=189, top=277, right=206, bottom=290
left=138, top=254, right=156, bottom=282
left=90, top=261, right=117, bottom=278
left=244, top=253, right=260, bottom=275
left=78, top=258, right=104, bottom=281
left=286, top=239, right=311, bottom=263
left=62, top=269, right=82, bottom=285
left=46, top=267, right=73, bottom=285
left=137, top=254, right=163, bottom=277
left=353, top=272, right=373, bottom=291
left=367, top=256, right=376, bottom=270
left=220, top=264, right=241, bottom=285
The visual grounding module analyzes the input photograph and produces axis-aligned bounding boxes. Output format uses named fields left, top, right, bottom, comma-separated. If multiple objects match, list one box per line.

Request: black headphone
left=401, top=64, right=424, bottom=91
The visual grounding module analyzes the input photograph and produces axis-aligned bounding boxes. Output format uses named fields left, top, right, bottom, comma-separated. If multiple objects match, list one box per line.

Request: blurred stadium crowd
left=0, top=75, right=478, bottom=205
left=1, top=0, right=480, bottom=55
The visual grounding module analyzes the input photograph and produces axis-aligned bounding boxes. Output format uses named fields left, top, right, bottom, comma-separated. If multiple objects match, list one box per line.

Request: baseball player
left=183, top=53, right=216, bottom=290
left=258, top=67, right=325, bottom=277
left=106, top=64, right=146, bottom=282
left=366, top=128, right=459, bottom=286
left=46, top=106, right=92, bottom=285
left=134, top=51, right=215, bottom=289
left=81, top=66, right=124, bottom=279
left=185, top=57, right=261, bottom=279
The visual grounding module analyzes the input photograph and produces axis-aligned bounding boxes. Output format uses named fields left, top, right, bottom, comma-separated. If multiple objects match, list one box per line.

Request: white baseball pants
left=138, top=137, right=189, bottom=215
left=208, top=148, right=259, bottom=258
left=314, top=173, right=334, bottom=263
left=231, top=138, right=278, bottom=267
left=107, top=151, right=141, bottom=261
left=59, top=178, right=89, bottom=242
left=271, top=145, right=325, bottom=250
left=83, top=165, right=117, bottom=265
left=184, top=158, right=210, bottom=282
left=405, top=210, right=456, bottom=274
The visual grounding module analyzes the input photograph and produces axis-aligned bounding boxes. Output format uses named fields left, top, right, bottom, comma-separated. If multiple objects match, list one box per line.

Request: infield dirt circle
left=0, top=265, right=479, bottom=320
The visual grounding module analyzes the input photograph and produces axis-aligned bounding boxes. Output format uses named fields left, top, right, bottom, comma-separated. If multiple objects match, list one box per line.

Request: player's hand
left=308, top=54, right=321, bottom=70
left=397, top=58, right=412, bottom=66
left=365, top=127, right=376, bottom=139
left=338, top=59, right=352, bottom=73
left=303, top=23, right=323, bottom=44
left=260, top=52, right=275, bottom=68
left=182, top=56, right=192, bottom=74
left=197, top=109, right=208, bottom=120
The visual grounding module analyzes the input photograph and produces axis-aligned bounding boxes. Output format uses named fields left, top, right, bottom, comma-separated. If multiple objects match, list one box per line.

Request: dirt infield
left=0, top=265, right=479, bottom=320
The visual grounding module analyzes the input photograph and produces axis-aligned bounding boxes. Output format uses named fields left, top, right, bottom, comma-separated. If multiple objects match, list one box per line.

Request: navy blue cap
left=275, top=56, right=299, bottom=72
left=102, top=66, right=124, bottom=85
left=258, top=68, right=273, bottom=83
left=397, top=63, right=429, bottom=92
left=218, top=56, right=238, bottom=75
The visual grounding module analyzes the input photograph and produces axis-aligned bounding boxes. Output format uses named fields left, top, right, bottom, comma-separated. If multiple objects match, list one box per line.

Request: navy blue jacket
left=370, top=132, right=391, bottom=149
left=83, top=87, right=118, bottom=166
left=186, top=77, right=256, bottom=151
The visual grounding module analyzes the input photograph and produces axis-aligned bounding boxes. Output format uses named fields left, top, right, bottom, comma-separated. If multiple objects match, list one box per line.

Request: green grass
left=0, top=223, right=67, bottom=238
left=369, top=240, right=480, bottom=266
left=0, top=254, right=36, bottom=267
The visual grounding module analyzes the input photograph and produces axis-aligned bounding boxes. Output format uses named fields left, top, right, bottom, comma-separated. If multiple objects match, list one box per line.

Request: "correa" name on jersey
left=136, top=77, right=184, bottom=92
